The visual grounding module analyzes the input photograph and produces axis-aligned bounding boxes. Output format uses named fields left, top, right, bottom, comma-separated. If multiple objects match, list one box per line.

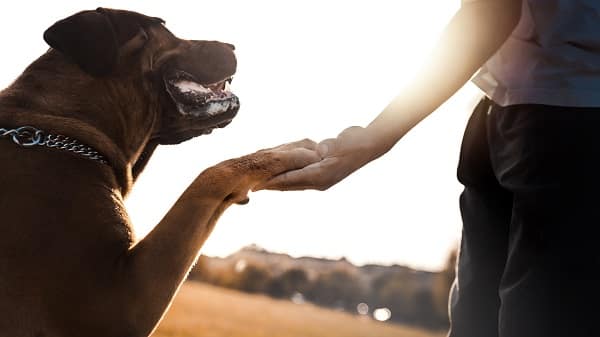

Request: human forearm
left=367, top=0, right=521, bottom=156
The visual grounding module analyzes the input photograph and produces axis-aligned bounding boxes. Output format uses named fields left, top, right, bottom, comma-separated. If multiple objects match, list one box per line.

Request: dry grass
left=152, top=282, right=446, bottom=337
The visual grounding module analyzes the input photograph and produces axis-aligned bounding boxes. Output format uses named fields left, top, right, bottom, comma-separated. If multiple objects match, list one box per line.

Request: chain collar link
left=0, top=126, right=107, bottom=164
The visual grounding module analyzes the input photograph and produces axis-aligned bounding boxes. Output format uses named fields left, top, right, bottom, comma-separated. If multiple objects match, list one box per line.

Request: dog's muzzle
left=165, top=70, right=239, bottom=119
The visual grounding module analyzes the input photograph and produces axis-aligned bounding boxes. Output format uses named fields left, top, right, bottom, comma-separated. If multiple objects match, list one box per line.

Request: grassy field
left=152, top=282, right=446, bottom=337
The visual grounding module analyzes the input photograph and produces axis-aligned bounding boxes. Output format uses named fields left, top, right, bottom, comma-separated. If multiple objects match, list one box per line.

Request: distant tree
left=307, top=270, right=366, bottom=311
left=369, top=250, right=457, bottom=328
left=267, top=276, right=287, bottom=298
left=267, top=268, right=309, bottom=299
left=281, top=268, right=309, bottom=293
left=413, top=288, right=437, bottom=328
left=375, top=275, right=415, bottom=322
left=236, top=263, right=272, bottom=293
left=210, top=268, right=240, bottom=289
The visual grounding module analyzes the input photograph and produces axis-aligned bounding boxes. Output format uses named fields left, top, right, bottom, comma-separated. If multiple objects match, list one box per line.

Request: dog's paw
left=192, top=146, right=320, bottom=202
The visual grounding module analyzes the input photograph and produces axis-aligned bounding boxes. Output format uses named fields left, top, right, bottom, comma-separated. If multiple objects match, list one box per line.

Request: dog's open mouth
left=165, top=71, right=240, bottom=123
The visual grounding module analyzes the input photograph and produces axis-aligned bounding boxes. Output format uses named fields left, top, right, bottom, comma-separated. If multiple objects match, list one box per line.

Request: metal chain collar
left=0, top=126, right=107, bottom=164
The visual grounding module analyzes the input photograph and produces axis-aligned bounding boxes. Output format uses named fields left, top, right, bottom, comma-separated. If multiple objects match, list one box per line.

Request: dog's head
left=42, top=8, right=239, bottom=177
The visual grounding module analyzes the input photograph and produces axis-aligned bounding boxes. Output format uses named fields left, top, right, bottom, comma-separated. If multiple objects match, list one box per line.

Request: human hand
left=254, top=126, right=382, bottom=191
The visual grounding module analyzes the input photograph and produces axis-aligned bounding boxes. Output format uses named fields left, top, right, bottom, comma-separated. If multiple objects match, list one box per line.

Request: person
left=255, top=1, right=600, bottom=336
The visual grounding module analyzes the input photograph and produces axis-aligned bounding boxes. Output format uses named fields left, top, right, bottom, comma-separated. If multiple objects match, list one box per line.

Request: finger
left=317, top=138, right=337, bottom=158
left=254, top=155, right=343, bottom=191
left=266, top=147, right=321, bottom=176
left=285, top=138, right=318, bottom=151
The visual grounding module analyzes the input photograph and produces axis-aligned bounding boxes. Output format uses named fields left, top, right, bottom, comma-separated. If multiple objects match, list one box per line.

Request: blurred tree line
left=188, top=249, right=457, bottom=330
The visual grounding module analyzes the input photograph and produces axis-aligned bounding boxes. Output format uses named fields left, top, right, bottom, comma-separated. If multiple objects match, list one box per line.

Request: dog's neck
left=0, top=51, right=161, bottom=195
left=0, top=109, right=134, bottom=193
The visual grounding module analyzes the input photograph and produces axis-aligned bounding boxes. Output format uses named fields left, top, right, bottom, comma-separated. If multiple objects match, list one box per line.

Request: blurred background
left=1, top=1, right=483, bottom=336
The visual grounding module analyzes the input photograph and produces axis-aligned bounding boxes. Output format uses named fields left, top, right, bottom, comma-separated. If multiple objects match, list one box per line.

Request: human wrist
left=363, top=123, right=399, bottom=159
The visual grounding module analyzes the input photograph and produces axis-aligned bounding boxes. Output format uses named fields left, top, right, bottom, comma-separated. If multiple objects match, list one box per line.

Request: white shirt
left=472, top=0, right=600, bottom=107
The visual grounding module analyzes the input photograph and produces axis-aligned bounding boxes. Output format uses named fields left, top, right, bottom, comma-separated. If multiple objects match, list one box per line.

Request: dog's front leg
left=115, top=142, right=318, bottom=337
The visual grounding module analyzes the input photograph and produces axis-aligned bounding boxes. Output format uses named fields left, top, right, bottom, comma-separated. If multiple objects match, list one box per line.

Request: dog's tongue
left=174, top=80, right=213, bottom=95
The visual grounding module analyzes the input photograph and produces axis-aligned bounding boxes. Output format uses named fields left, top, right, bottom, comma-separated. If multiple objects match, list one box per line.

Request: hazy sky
left=0, top=1, right=482, bottom=271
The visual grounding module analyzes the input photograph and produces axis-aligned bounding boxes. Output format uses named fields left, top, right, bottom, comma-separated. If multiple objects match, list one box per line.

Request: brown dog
left=0, top=8, right=318, bottom=337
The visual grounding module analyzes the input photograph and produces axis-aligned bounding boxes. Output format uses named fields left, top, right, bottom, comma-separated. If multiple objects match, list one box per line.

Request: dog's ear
left=44, top=9, right=119, bottom=76
left=43, top=8, right=160, bottom=77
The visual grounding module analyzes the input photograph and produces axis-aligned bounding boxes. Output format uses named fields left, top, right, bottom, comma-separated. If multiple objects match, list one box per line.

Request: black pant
left=449, top=98, right=600, bottom=337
